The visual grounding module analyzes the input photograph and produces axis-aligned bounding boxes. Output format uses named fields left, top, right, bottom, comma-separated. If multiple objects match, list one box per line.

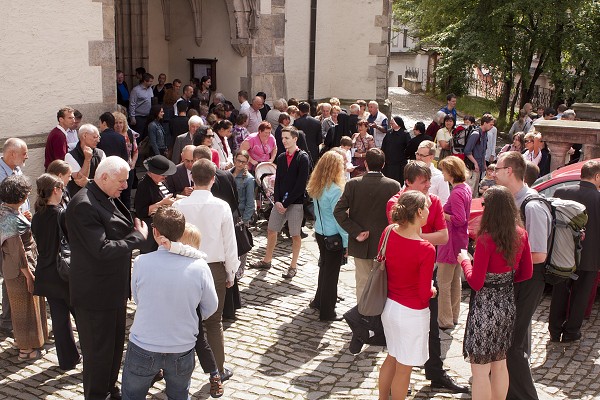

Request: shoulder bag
left=358, top=224, right=394, bottom=316
left=316, top=199, right=343, bottom=251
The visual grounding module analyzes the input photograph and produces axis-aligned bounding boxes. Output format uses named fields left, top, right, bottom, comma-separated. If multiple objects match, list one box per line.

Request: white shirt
left=65, top=150, right=106, bottom=173
left=239, top=100, right=250, bottom=116
left=212, top=135, right=233, bottom=169
left=173, top=190, right=239, bottom=282
left=429, top=163, right=450, bottom=206
left=485, top=126, right=498, bottom=161
left=66, top=129, right=79, bottom=151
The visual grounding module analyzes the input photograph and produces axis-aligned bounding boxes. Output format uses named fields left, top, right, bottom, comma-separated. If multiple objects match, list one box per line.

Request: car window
left=540, top=181, right=579, bottom=197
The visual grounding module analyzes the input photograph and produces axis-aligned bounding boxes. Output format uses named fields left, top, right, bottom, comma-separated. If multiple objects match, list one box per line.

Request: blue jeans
left=122, top=342, right=194, bottom=400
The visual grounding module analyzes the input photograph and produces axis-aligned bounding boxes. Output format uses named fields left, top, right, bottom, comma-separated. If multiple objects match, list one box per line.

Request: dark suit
left=212, top=169, right=239, bottom=214
left=97, top=128, right=128, bottom=162
left=172, top=132, right=193, bottom=164
left=334, top=172, right=400, bottom=259
left=334, top=172, right=400, bottom=300
left=165, top=163, right=192, bottom=195
left=549, top=181, right=600, bottom=338
left=293, top=114, right=322, bottom=167
left=168, top=116, right=190, bottom=149
left=66, top=182, right=145, bottom=400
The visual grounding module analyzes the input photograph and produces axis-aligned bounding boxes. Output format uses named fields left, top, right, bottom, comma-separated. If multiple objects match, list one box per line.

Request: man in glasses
left=494, top=151, right=551, bottom=400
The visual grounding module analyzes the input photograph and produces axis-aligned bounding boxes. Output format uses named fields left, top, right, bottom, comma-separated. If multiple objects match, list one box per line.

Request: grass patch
left=434, top=94, right=499, bottom=119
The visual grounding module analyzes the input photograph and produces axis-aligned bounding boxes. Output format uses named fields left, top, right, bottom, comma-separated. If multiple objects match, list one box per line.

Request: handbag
left=233, top=209, right=253, bottom=256
left=56, top=210, right=71, bottom=282
left=138, top=136, right=151, bottom=160
left=316, top=199, right=343, bottom=252
left=357, top=224, right=394, bottom=316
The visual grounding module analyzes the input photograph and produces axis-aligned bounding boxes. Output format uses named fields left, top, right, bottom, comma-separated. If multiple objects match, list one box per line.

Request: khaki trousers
left=203, top=262, right=227, bottom=372
left=354, top=258, right=374, bottom=302
left=436, top=262, right=462, bottom=328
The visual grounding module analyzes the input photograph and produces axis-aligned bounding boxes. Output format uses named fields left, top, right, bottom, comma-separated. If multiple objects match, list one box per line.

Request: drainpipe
left=308, top=0, right=317, bottom=111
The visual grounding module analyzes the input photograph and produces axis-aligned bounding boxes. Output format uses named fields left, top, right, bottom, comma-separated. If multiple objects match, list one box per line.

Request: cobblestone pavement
left=1, top=223, right=598, bottom=399
left=1, top=89, right=598, bottom=398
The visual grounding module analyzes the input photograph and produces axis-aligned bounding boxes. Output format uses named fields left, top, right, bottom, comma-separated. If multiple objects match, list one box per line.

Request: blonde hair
left=112, top=111, right=129, bottom=135
left=179, top=223, right=201, bottom=249
left=306, top=151, right=345, bottom=199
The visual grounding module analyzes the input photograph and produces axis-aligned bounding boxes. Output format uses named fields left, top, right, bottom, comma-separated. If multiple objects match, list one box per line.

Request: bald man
left=165, top=145, right=196, bottom=196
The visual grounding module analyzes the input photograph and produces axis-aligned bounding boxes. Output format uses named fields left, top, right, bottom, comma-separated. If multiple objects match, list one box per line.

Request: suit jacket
left=334, top=172, right=401, bottom=259
left=294, top=114, right=322, bottom=166
left=66, top=182, right=145, bottom=309
left=98, top=128, right=128, bottom=162
left=172, top=132, right=193, bottom=164
left=554, top=181, right=600, bottom=271
left=211, top=169, right=239, bottom=214
left=165, top=163, right=192, bottom=195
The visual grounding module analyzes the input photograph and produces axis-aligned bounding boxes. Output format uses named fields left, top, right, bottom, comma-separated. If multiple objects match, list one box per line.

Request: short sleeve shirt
left=515, top=185, right=551, bottom=253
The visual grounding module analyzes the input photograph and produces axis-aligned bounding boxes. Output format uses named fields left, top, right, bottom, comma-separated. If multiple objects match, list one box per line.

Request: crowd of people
left=0, top=68, right=598, bottom=400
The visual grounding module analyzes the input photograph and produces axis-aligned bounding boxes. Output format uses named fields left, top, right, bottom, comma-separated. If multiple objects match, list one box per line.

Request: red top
left=285, top=149, right=297, bottom=167
left=387, top=190, right=446, bottom=234
left=211, top=149, right=220, bottom=166
left=44, top=127, right=68, bottom=169
left=460, top=226, right=533, bottom=291
left=380, top=229, right=435, bottom=310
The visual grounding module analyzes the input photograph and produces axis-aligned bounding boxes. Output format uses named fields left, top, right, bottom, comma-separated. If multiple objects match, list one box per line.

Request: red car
left=467, top=158, right=599, bottom=241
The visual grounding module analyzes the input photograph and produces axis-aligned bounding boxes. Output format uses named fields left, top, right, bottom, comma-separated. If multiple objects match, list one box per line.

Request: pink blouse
left=245, top=132, right=276, bottom=165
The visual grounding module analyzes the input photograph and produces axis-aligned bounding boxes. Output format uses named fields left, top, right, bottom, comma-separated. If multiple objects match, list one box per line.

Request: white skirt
left=381, top=298, right=430, bottom=366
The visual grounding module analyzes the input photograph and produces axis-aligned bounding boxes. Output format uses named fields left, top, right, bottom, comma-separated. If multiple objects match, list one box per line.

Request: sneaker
left=210, top=374, right=224, bottom=398
left=282, top=267, right=297, bottom=279
left=249, top=260, right=271, bottom=270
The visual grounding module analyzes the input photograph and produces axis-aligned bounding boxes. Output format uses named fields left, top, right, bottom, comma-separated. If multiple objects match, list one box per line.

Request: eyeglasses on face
left=415, top=152, right=431, bottom=158
left=235, top=159, right=248, bottom=164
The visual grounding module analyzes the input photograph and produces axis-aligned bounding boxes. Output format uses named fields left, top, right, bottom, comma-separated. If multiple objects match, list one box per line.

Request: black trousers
left=549, top=270, right=597, bottom=338
left=313, top=233, right=343, bottom=320
left=75, top=305, right=126, bottom=400
left=47, top=297, right=79, bottom=370
left=425, top=268, right=444, bottom=379
left=506, top=263, right=546, bottom=400
left=194, top=308, right=218, bottom=374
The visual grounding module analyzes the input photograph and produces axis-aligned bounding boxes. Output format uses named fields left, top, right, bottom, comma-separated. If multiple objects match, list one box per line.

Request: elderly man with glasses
left=415, top=141, right=450, bottom=205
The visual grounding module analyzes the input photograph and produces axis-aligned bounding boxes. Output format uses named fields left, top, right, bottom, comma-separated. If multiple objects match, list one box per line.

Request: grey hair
left=434, top=110, right=447, bottom=124
left=350, top=104, right=360, bottom=114
left=94, top=156, right=130, bottom=179
left=78, top=123, right=99, bottom=139
left=215, top=93, right=226, bottom=102
left=2, top=138, right=26, bottom=153
left=188, top=115, right=203, bottom=127
left=273, top=98, right=288, bottom=111
left=368, top=100, right=379, bottom=108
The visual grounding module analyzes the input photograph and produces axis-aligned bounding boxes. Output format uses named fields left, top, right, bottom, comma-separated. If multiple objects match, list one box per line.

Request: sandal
left=282, top=267, right=297, bottom=279
left=18, top=349, right=44, bottom=362
left=209, top=374, right=224, bottom=398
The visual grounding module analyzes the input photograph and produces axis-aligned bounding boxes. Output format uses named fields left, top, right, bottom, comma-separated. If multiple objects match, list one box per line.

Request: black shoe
left=110, top=386, right=122, bottom=400
left=549, top=333, right=562, bottom=342
left=220, top=367, right=233, bottom=382
left=430, top=372, right=469, bottom=393
left=309, top=301, right=320, bottom=310
left=300, top=230, right=308, bottom=239
left=561, top=332, right=582, bottom=343
left=349, top=336, right=364, bottom=355
left=320, top=313, right=343, bottom=322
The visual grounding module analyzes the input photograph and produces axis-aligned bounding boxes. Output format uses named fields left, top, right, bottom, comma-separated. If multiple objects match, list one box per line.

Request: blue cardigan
left=314, top=184, right=349, bottom=248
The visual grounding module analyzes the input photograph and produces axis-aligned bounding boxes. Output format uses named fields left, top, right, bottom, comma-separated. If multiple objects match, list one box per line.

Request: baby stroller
left=252, top=162, right=277, bottom=224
